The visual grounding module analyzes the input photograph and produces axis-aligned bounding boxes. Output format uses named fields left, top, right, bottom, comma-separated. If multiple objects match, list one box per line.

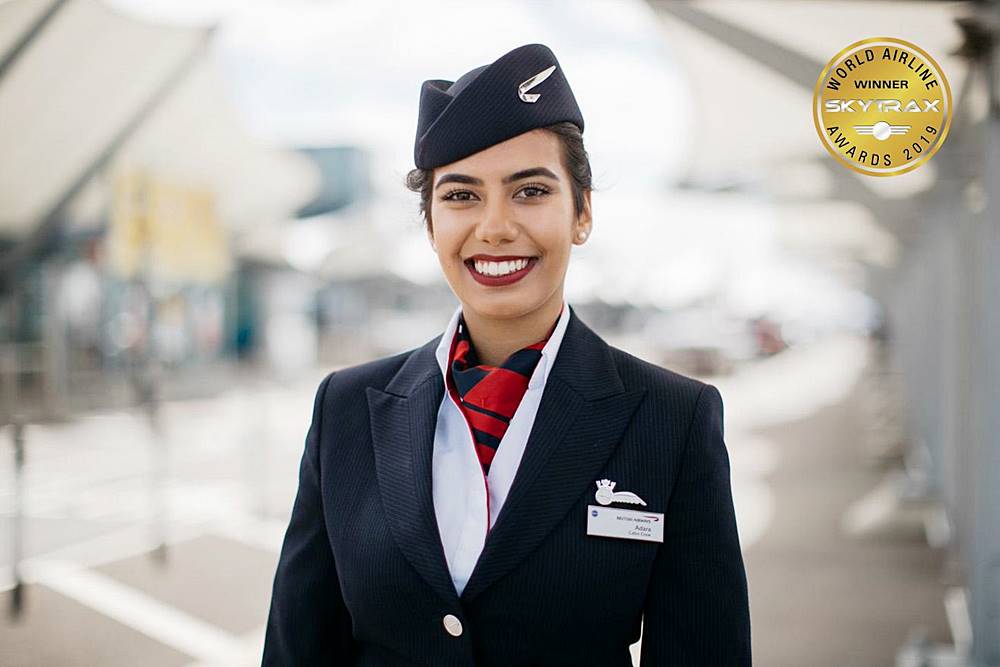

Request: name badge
left=587, top=504, right=664, bottom=543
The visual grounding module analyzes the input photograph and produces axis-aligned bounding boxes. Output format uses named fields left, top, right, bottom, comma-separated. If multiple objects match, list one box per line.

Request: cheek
left=428, top=211, right=459, bottom=252
left=539, top=223, right=573, bottom=259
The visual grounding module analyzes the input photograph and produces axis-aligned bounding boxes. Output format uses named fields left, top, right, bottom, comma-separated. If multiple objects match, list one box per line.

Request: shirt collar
left=435, top=297, right=572, bottom=392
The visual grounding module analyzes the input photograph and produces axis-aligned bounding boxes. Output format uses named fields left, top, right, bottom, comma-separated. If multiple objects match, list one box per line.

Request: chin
left=463, top=293, right=547, bottom=318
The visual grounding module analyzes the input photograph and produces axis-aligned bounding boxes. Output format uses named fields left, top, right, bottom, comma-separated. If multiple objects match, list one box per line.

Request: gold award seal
left=813, top=37, right=952, bottom=176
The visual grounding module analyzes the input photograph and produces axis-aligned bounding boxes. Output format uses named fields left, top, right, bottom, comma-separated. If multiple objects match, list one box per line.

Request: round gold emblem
left=813, top=37, right=952, bottom=176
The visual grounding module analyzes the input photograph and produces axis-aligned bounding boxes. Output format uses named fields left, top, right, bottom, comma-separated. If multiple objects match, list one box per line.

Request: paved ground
left=0, top=335, right=952, bottom=666
left=734, top=361, right=953, bottom=665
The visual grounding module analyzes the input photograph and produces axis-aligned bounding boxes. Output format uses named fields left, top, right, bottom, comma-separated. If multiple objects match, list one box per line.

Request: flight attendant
left=263, top=43, right=751, bottom=666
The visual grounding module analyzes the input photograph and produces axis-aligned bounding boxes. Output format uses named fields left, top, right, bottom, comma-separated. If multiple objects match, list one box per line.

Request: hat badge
left=517, top=65, right=556, bottom=103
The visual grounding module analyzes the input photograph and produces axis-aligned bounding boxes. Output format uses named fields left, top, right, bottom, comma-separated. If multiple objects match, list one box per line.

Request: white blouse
left=431, top=297, right=572, bottom=597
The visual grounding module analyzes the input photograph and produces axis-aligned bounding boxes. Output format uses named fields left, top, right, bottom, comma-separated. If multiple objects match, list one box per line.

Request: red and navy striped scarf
left=446, top=305, right=563, bottom=477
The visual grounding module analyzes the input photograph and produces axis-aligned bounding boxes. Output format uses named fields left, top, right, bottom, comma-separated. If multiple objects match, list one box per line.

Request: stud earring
left=577, top=230, right=588, bottom=241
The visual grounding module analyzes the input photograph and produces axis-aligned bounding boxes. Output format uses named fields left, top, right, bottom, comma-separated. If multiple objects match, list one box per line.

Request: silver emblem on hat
left=518, top=65, right=556, bottom=103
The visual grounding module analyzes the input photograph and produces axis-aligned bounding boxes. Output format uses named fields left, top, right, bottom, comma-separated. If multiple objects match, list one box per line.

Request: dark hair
left=404, top=121, right=593, bottom=234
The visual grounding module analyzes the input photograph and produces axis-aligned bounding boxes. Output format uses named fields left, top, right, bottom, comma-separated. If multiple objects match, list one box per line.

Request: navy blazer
left=262, top=305, right=751, bottom=666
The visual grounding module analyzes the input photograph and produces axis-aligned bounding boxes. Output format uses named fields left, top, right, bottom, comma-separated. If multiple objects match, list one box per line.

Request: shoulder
left=605, top=343, right=723, bottom=427
left=317, top=346, right=419, bottom=398
left=606, top=343, right=709, bottom=398
left=321, top=336, right=440, bottom=402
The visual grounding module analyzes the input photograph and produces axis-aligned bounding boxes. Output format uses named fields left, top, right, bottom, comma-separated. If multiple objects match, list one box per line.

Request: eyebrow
left=434, top=167, right=560, bottom=190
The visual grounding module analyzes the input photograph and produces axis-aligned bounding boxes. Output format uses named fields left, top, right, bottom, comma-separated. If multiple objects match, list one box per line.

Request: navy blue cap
left=413, top=43, right=585, bottom=169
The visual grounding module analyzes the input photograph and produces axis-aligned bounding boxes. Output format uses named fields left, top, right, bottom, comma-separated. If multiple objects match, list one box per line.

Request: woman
left=263, top=43, right=751, bottom=666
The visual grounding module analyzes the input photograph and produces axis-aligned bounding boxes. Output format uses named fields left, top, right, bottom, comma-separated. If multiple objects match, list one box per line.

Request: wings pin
left=854, top=122, right=910, bottom=140
left=517, top=65, right=556, bottom=103
left=594, top=479, right=647, bottom=506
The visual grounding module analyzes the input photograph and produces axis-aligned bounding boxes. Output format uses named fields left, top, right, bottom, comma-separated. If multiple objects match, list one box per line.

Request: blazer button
left=442, top=614, right=463, bottom=637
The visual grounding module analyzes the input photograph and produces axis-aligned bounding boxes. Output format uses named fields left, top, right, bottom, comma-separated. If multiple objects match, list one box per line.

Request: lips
left=465, top=255, right=538, bottom=286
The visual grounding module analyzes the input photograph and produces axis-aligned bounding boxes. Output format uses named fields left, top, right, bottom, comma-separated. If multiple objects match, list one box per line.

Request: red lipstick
left=464, top=255, right=538, bottom=287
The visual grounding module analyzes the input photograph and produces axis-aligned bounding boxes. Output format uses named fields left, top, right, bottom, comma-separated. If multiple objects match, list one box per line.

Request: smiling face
left=427, top=129, right=592, bottom=324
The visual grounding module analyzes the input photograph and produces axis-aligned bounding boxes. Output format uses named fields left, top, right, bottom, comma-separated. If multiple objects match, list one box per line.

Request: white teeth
left=472, top=257, right=531, bottom=276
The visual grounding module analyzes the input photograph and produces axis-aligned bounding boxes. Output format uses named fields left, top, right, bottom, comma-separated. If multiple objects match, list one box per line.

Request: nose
left=475, top=197, right=518, bottom=246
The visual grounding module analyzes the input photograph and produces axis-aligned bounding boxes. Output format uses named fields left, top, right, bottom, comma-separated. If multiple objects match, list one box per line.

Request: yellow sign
left=108, top=166, right=231, bottom=283
left=813, top=37, right=952, bottom=176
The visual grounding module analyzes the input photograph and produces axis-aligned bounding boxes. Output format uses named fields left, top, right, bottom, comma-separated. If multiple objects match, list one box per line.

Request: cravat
left=446, top=306, right=562, bottom=476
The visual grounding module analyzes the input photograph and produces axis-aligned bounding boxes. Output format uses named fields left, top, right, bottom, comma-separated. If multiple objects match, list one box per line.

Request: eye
left=515, top=183, right=551, bottom=199
left=441, top=189, right=477, bottom=202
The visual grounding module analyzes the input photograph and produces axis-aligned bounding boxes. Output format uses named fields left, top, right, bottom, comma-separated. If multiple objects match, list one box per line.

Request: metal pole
left=145, top=362, right=168, bottom=565
left=0, top=0, right=70, bottom=83
left=8, top=421, right=25, bottom=621
left=968, top=9, right=1000, bottom=663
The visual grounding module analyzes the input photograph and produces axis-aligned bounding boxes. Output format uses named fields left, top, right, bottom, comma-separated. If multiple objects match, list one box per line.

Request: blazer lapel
left=366, top=305, right=647, bottom=610
left=366, top=337, right=459, bottom=607
left=459, top=307, right=647, bottom=604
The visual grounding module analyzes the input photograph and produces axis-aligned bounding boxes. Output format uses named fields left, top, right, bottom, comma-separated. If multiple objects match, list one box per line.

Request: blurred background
left=0, top=0, right=997, bottom=665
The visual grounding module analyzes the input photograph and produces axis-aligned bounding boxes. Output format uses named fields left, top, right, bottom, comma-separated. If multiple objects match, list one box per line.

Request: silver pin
left=518, top=65, right=556, bottom=103
left=594, top=479, right=646, bottom=506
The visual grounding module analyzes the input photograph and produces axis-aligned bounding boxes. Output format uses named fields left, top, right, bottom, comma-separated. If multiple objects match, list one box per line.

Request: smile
left=464, top=256, right=538, bottom=286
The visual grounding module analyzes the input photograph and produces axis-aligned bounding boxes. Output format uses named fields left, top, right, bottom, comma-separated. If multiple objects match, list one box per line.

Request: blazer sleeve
left=262, top=371, right=357, bottom=665
left=640, top=383, right=751, bottom=666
